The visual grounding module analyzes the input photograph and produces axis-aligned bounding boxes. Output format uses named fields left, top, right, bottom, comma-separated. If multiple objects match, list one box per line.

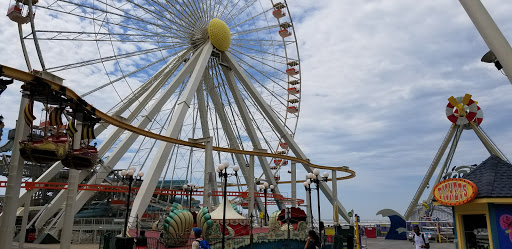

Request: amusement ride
left=0, top=0, right=356, bottom=248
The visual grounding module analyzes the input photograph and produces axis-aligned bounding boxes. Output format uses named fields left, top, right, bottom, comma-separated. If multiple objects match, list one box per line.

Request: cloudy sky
left=1, top=0, right=512, bottom=222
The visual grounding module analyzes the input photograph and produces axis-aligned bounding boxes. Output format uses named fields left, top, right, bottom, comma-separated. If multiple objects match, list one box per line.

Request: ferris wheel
left=7, top=0, right=349, bottom=231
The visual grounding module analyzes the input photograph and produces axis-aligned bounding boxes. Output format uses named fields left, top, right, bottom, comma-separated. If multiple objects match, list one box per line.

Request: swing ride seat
left=19, top=136, right=69, bottom=164
left=61, top=146, right=98, bottom=170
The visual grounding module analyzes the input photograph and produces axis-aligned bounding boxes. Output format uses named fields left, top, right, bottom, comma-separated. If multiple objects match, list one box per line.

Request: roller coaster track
left=0, top=64, right=356, bottom=180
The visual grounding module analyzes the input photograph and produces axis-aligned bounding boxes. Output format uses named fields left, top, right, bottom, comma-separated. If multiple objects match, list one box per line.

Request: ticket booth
left=433, top=155, right=512, bottom=249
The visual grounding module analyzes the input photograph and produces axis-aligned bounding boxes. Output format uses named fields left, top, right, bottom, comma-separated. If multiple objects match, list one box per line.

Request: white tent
left=210, top=199, right=248, bottom=221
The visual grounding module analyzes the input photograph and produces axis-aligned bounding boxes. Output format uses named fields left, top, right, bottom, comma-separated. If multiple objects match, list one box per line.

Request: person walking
left=304, top=230, right=321, bottom=249
left=412, top=225, right=430, bottom=249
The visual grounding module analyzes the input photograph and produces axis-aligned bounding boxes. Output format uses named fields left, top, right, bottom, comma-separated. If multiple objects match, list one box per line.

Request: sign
left=259, top=212, right=263, bottom=218
left=433, top=178, right=478, bottom=206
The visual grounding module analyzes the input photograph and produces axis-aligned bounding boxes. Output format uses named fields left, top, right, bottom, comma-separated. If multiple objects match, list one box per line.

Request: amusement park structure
left=0, top=0, right=356, bottom=248
left=404, top=93, right=509, bottom=221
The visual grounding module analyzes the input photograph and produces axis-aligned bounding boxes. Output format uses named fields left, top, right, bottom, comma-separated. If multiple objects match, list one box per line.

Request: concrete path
left=365, top=237, right=455, bottom=249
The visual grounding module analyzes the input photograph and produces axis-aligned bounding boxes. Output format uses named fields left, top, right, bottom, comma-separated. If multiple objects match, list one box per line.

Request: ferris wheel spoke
left=231, top=43, right=291, bottom=60
left=47, top=44, right=186, bottom=72
left=229, top=7, right=272, bottom=29
left=80, top=47, right=192, bottom=97
left=231, top=24, right=279, bottom=37
left=224, top=0, right=257, bottom=25
left=28, top=30, right=183, bottom=43
left=126, top=0, right=195, bottom=37
left=231, top=46, right=288, bottom=67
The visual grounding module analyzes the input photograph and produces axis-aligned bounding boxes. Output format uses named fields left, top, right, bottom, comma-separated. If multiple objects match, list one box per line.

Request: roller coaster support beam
left=404, top=125, right=457, bottom=220
left=291, top=161, right=297, bottom=208
left=0, top=96, right=30, bottom=249
left=224, top=51, right=352, bottom=223
left=459, top=0, right=512, bottom=85
left=60, top=120, right=83, bottom=249
left=128, top=43, right=213, bottom=228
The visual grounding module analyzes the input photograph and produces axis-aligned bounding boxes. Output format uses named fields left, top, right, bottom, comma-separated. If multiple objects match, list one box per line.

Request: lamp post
left=308, top=169, right=329, bottom=248
left=182, top=184, right=198, bottom=211
left=258, top=182, right=273, bottom=226
left=216, top=162, right=239, bottom=249
left=303, top=180, right=313, bottom=230
left=121, top=167, right=144, bottom=237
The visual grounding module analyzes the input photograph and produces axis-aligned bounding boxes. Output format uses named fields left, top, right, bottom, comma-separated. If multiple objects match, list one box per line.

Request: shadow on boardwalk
left=366, top=237, right=455, bottom=249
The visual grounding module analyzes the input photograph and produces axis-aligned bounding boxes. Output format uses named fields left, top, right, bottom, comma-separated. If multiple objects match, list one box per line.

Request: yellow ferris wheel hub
left=208, top=18, right=231, bottom=51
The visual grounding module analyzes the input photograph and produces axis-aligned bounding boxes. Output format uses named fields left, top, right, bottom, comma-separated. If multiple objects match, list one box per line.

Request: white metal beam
left=221, top=65, right=285, bottom=210
left=223, top=51, right=352, bottom=222
left=128, top=42, right=213, bottom=227
left=34, top=51, right=193, bottom=229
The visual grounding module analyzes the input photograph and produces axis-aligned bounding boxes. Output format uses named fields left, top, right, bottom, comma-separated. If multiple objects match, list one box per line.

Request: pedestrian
left=304, top=230, right=321, bottom=249
left=412, top=225, right=430, bottom=249
left=192, top=227, right=210, bottom=249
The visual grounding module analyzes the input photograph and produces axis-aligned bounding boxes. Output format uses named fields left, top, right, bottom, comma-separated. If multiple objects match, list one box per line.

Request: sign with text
left=433, top=178, right=478, bottom=206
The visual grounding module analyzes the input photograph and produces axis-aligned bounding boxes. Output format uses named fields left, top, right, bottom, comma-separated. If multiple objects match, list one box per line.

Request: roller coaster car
left=19, top=136, right=69, bottom=164
left=61, top=145, right=98, bottom=170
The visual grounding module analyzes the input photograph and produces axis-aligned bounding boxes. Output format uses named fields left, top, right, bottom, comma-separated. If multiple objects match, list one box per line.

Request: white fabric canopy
left=210, top=199, right=248, bottom=220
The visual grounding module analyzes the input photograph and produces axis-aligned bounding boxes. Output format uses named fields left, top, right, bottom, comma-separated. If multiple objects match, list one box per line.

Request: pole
left=291, top=162, right=296, bottom=208
left=0, top=97, right=29, bottom=249
left=459, top=0, right=512, bottom=85
left=332, top=170, right=338, bottom=225
left=249, top=155, right=254, bottom=245
left=18, top=187, right=33, bottom=249
left=222, top=171, right=227, bottom=249
left=61, top=120, right=83, bottom=249
left=316, top=183, right=322, bottom=248
left=123, top=177, right=133, bottom=237
left=264, top=188, right=268, bottom=226
left=306, top=187, right=313, bottom=230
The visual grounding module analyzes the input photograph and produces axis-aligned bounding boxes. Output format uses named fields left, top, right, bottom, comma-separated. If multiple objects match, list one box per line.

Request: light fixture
left=137, top=171, right=144, bottom=178
left=216, top=167, right=221, bottom=173
left=127, top=170, right=135, bottom=176
left=303, top=181, right=309, bottom=187
left=263, top=182, right=269, bottom=188
left=121, top=170, right=127, bottom=176
left=313, top=169, right=320, bottom=176
left=129, top=166, right=137, bottom=172
left=323, top=172, right=329, bottom=178
left=307, top=173, right=315, bottom=179
left=481, top=50, right=503, bottom=70
left=183, top=185, right=188, bottom=190
left=233, top=165, right=240, bottom=172
left=269, top=185, right=274, bottom=190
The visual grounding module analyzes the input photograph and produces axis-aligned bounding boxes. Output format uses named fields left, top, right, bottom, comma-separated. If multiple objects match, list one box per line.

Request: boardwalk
left=12, top=237, right=457, bottom=249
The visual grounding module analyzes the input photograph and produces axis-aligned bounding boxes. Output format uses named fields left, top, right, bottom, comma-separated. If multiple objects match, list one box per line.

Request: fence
left=98, top=235, right=360, bottom=249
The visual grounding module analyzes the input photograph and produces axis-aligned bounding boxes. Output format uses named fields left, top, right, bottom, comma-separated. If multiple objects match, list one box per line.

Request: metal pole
left=123, top=177, right=133, bottom=237
left=306, top=187, right=313, bottom=230
left=18, top=188, right=33, bottom=249
left=61, top=120, right=83, bottom=249
left=264, top=188, right=268, bottom=226
left=249, top=155, right=254, bottom=245
left=332, top=170, right=338, bottom=225
left=317, top=183, right=322, bottom=248
left=459, top=0, right=512, bottom=85
left=291, top=162, right=296, bottom=208
left=222, top=171, right=227, bottom=249
left=0, top=97, right=29, bottom=249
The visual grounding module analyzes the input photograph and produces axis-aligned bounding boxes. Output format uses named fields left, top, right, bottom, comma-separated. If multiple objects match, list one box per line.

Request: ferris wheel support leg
left=0, top=97, right=30, bottom=249
left=471, top=124, right=508, bottom=161
left=203, top=74, right=266, bottom=212
left=17, top=189, right=33, bottom=249
left=249, top=155, right=255, bottom=222
left=60, top=121, right=83, bottom=249
left=459, top=0, right=512, bottom=85
left=129, top=43, right=213, bottom=228
left=221, top=65, right=285, bottom=210
left=223, top=51, right=352, bottom=222
left=404, top=125, right=457, bottom=220
left=196, top=87, right=219, bottom=207
left=35, top=52, right=192, bottom=230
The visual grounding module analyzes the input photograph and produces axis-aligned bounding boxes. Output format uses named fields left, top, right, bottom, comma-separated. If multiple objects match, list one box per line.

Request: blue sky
left=1, top=0, right=512, bottom=222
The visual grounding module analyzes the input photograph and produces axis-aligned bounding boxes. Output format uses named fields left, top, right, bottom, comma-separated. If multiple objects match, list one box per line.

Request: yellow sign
left=259, top=212, right=263, bottom=218
left=325, top=227, right=335, bottom=236
left=433, top=178, right=478, bottom=206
